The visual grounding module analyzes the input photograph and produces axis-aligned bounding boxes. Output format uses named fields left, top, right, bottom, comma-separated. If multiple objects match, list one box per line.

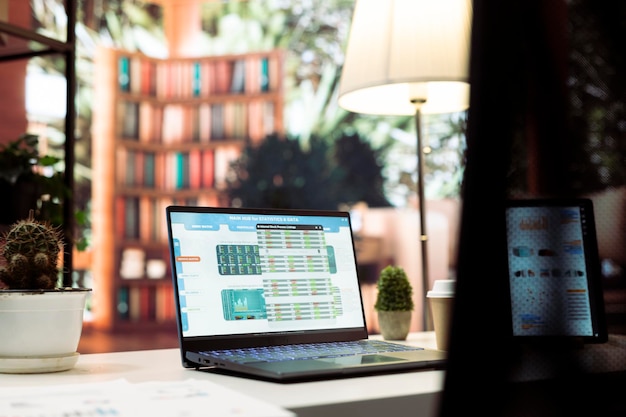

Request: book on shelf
left=189, top=149, right=202, bottom=189
left=118, top=101, right=139, bottom=139
left=118, top=56, right=130, bottom=92
left=213, top=59, right=233, bottom=95
left=210, top=103, right=224, bottom=140
left=144, top=152, right=155, bottom=188
left=198, top=103, right=211, bottom=143
left=140, top=59, right=158, bottom=96
left=123, top=196, right=140, bottom=240
left=230, top=59, right=246, bottom=93
left=139, top=196, right=156, bottom=242
left=202, top=150, right=215, bottom=190
left=117, top=286, right=130, bottom=319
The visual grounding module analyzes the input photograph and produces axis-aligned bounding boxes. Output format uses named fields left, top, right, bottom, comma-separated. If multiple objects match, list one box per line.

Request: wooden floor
left=77, top=328, right=180, bottom=354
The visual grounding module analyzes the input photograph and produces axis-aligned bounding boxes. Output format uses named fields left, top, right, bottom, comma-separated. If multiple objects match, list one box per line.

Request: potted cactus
left=0, top=212, right=91, bottom=373
left=374, top=265, right=414, bottom=340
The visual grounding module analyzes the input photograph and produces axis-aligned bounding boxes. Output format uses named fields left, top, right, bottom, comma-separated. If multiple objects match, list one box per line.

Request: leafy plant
left=0, top=134, right=88, bottom=251
left=227, top=134, right=335, bottom=209
left=226, top=132, right=391, bottom=210
left=0, top=133, right=60, bottom=185
left=374, top=265, right=414, bottom=312
left=0, top=134, right=66, bottom=224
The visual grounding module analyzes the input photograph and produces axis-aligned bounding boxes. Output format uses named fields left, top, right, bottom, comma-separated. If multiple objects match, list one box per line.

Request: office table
left=1, top=332, right=445, bottom=417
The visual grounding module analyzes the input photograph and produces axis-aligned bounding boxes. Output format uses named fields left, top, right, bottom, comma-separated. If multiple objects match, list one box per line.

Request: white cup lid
left=427, top=279, right=455, bottom=298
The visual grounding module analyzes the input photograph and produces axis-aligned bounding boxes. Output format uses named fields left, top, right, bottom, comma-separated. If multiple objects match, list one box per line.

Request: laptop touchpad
left=318, top=355, right=405, bottom=366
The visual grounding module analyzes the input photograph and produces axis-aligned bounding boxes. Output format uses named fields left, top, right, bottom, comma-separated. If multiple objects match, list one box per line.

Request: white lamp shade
left=338, top=0, right=472, bottom=115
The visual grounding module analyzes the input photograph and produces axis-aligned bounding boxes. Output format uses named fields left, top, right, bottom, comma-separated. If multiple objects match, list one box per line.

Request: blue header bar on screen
left=170, top=212, right=349, bottom=233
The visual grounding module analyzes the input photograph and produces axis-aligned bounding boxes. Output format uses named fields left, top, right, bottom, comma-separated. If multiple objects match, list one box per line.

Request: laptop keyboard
left=201, top=340, right=423, bottom=364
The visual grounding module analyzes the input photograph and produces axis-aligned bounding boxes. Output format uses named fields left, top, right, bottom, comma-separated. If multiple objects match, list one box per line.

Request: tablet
left=504, top=198, right=608, bottom=343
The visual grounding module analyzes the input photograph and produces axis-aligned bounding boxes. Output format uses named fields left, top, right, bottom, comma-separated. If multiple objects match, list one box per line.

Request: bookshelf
left=92, top=47, right=284, bottom=331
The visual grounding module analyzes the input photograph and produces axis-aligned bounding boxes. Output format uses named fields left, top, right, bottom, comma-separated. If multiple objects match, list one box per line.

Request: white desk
left=1, top=332, right=445, bottom=417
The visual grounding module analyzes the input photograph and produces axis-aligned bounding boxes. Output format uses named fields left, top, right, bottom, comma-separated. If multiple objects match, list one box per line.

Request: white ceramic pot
left=0, top=288, right=91, bottom=373
left=377, top=310, right=412, bottom=340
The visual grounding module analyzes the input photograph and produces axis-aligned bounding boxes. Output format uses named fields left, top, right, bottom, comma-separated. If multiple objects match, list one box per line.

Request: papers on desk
left=0, top=378, right=295, bottom=417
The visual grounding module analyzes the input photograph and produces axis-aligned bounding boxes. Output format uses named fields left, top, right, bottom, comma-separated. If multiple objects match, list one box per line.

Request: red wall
left=0, top=0, right=31, bottom=143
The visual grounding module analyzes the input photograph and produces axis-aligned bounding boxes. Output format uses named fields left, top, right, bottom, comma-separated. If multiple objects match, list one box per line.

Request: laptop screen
left=166, top=206, right=367, bottom=340
left=504, top=199, right=607, bottom=342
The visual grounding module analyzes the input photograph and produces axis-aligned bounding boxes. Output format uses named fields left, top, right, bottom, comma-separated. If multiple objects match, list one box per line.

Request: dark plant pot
left=377, top=310, right=412, bottom=340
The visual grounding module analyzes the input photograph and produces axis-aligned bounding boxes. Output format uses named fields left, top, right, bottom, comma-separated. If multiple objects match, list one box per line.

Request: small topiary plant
left=374, top=265, right=414, bottom=312
left=0, top=211, right=62, bottom=290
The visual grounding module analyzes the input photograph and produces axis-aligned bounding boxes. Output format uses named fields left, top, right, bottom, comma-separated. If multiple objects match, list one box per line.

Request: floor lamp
left=338, top=0, right=472, bottom=330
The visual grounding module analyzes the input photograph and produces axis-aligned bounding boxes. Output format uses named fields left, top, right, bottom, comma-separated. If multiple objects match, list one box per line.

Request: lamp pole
left=412, top=99, right=431, bottom=331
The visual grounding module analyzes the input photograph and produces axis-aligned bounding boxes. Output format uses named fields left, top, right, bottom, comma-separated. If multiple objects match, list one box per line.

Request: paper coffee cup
left=427, top=280, right=455, bottom=351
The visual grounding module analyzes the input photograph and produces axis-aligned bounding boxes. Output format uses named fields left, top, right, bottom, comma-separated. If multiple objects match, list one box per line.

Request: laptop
left=165, top=205, right=446, bottom=381
left=504, top=198, right=608, bottom=344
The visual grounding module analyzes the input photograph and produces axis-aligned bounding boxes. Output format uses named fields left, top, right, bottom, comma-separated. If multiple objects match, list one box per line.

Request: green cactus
left=0, top=212, right=62, bottom=289
left=374, top=265, right=414, bottom=312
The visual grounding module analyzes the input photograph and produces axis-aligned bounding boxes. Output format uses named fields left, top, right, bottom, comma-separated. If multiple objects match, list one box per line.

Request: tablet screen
left=505, top=199, right=607, bottom=343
